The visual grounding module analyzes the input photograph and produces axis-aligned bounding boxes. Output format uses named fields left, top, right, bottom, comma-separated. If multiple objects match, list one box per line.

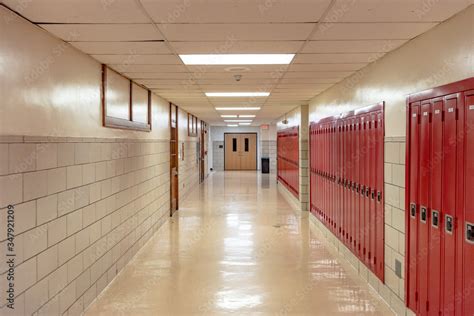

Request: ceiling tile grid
left=2, top=0, right=471, bottom=125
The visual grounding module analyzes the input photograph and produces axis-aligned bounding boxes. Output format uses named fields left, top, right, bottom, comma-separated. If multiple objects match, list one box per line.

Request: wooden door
left=239, top=133, right=257, bottom=170
left=224, top=133, right=257, bottom=170
left=225, top=133, right=241, bottom=170
left=170, top=103, right=179, bottom=215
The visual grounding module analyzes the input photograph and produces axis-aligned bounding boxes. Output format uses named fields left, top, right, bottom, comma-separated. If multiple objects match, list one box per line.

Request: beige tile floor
left=85, top=171, right=394, bottom=316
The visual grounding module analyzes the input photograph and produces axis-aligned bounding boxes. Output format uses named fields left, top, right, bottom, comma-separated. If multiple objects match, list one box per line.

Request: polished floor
left=85, top=172, right=393, bottom=315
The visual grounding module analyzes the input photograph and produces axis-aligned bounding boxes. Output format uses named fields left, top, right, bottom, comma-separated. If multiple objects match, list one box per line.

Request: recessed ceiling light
left=179, top=54, right=295, bottom=65
left=239, top=114, right=256, bottom=118
left=206, top=92, right=269, bottom=97
left=215, top=107, right=261, bottom=111
left=239, top=123, right=251, bottom=126
left=224, top=119, right=253, bottom=123
left=227, top=124, right=239, bottom=127
left=221, top=115, right=238, bottom=118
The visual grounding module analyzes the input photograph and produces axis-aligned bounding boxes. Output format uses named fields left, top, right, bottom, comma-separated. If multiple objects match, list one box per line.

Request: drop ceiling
left=2, top=0, right=472, bottom=125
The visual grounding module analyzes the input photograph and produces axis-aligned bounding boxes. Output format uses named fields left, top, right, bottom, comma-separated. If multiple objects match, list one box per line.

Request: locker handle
left=431, top=210, right=439, bottom=228
left=356, top=184, right=359, bottom=193
left=365, top=187, right=370, bottom=198
left=445, top=215, right=454, bottom=234
left=466, top=222, right=474, bottom=244
left=410, top=203, right=416, bottom=218
left=377, top=191, right=382, bottom=202
left=361, top=186, right=365, bottom=196
left=371, top=190, right=375, bottom=200
left=420, top=206, right=427, bottom=223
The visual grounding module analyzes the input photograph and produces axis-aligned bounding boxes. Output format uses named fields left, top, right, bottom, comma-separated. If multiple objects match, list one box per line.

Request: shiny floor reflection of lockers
left=85, top=171, right=394, bottom=315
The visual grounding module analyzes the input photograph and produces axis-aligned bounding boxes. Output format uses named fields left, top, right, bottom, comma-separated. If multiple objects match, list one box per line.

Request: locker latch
left=466, top=222, right=474, bottom=244
left=420, top=206, right=427, bottom=223
left=377, top=191, right=382, bottom=202
left=366, top=187, right=370, bottom=198
left=410, top=203, right=416, bottom=218
left=371, top=190, right=375, bottom=200
left=445, top=215, right=454, bottom=234
left=356, top=184, right=359, bottom=193
left=431, top=210, right=439, bottom=228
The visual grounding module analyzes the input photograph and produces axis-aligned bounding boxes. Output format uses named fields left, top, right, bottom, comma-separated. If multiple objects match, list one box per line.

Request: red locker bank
left=405, top=77, right=474, bottom=316
left=309, top=103, right=385, bottom=280
left=277, top=126, right=299, bottom=198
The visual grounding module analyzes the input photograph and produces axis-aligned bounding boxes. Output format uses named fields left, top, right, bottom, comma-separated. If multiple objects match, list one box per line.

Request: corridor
left=85, top=172, right=393, bottom=315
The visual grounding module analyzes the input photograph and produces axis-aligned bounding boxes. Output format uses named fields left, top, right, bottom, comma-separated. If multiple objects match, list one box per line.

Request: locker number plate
left=420, top=206, right=427, bottom=223
left=432, top=210, right=439, bottom=228
left=446, top=215, right=454, bottom=234
left=466, top=222, right=474, bottom=244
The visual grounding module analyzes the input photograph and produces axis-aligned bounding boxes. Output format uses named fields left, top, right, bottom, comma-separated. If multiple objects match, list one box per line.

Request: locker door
left=369, top=112, right=377, bottom=270
left=355, top=116, right=362, bottom=258
left=418, top=101, right=432, bottom=316
left=349, top=119, right=355, bottom=249
left=375, top=110, right=384, bottom=279
left=407, top=102, right=420, bottom=313
left=343, top=119, right=348, bottom=244
left=442, top=95, right=458, bottom=315
left=428, top=98, right=443, bottom=315
left=463, top=90, right=474, bottom=315
left=361, top=115, right=368, bottom=262
left=365, top=114, right=371, bottom=264
left=337, top=120, right=342, bottom=236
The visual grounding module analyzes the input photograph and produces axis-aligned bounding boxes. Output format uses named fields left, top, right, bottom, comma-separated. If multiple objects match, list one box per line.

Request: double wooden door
left=224, top=133, right=257, bottom=170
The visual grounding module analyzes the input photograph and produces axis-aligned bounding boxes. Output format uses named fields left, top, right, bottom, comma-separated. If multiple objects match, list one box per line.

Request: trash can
left=261, top=157, right=270, bottom=174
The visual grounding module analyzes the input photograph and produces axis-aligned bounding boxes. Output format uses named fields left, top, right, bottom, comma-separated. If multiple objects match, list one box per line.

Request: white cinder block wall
left=0, top=7, right=204, bottom=316
left=307, top=6, right=474, bottom=316
left=276, top=105, right=309, bottom=213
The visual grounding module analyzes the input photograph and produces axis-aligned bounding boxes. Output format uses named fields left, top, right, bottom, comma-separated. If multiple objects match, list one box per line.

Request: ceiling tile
left=287, top=63, right=367, bottom=71
left=111, top=64, right=187, bottom=72
left=170, top=41, right=304, bottom=54
left=311, top=22, right=437, bottom=40
left=302, top=40, right=407, bottom=53
left=294, top=53, right=383, bottom=64
left=160, top=23, right=315, bottom=41
left=142, top=0, right=331, bottom=23
left=280, top=78, right=342, bottom=84
left=2, top=0, right=148, bottom=23
left=40, top=24, right=161, bottom=41
left=92, top=54, right=181, bottom=65
left=124, top=72, right=191, bottom=79
left=72, top=41, right=171, bottom=55
left=284, top=72, right=352, bottom=79
left=324, top=0, right=471, bottom=23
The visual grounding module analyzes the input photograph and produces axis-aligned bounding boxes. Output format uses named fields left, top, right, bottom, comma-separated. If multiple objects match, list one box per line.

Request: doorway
left=170, top=103, right=179, bottom=216
left=224, top=133, right=257, bottom=170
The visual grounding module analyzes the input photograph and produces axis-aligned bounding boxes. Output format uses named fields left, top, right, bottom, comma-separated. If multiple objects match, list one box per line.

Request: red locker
left=363, top=114, right=370, bottom=264
left=418, top=101, right=432, bottom=315
left=427, top=98, right=443, bottom=315
left=355, top=115, right=362, bottom=257
left=375, top=109, right=385, bottom=279
left=369, top=112, right=376, bottom=270
left=462, top=90, right=474, bottom=315
left=441, top=95, right=458, bottom=315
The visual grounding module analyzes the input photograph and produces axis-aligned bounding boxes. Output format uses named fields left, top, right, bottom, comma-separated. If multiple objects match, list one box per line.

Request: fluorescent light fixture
left=221, top=115, right=238, bottom=118
left=227, top=124, right=239, bottom=127
left=206, top=92, right=269, bottom=97
left=215, top=107, right=261, bottom=111
left=179, top=54, right=295, bottom=65
left=224, top=119, right=253, bottom=123
left=239, top=114, right=256, bottom=118
left=239, top=123, right=251, bottom=126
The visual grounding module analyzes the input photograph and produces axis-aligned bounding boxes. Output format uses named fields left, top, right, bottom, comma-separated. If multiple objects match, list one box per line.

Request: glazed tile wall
left=0, top=136, right=170, bottom=316
left=260, top=140, right=276, bottom=173
left=212, top=141, right=224, bottom=171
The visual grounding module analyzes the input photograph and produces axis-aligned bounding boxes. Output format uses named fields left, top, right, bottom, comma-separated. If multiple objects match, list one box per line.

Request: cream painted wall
left=308, top=6, right=474, bottom=137
left=0, top=6, right=169, bottom=140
